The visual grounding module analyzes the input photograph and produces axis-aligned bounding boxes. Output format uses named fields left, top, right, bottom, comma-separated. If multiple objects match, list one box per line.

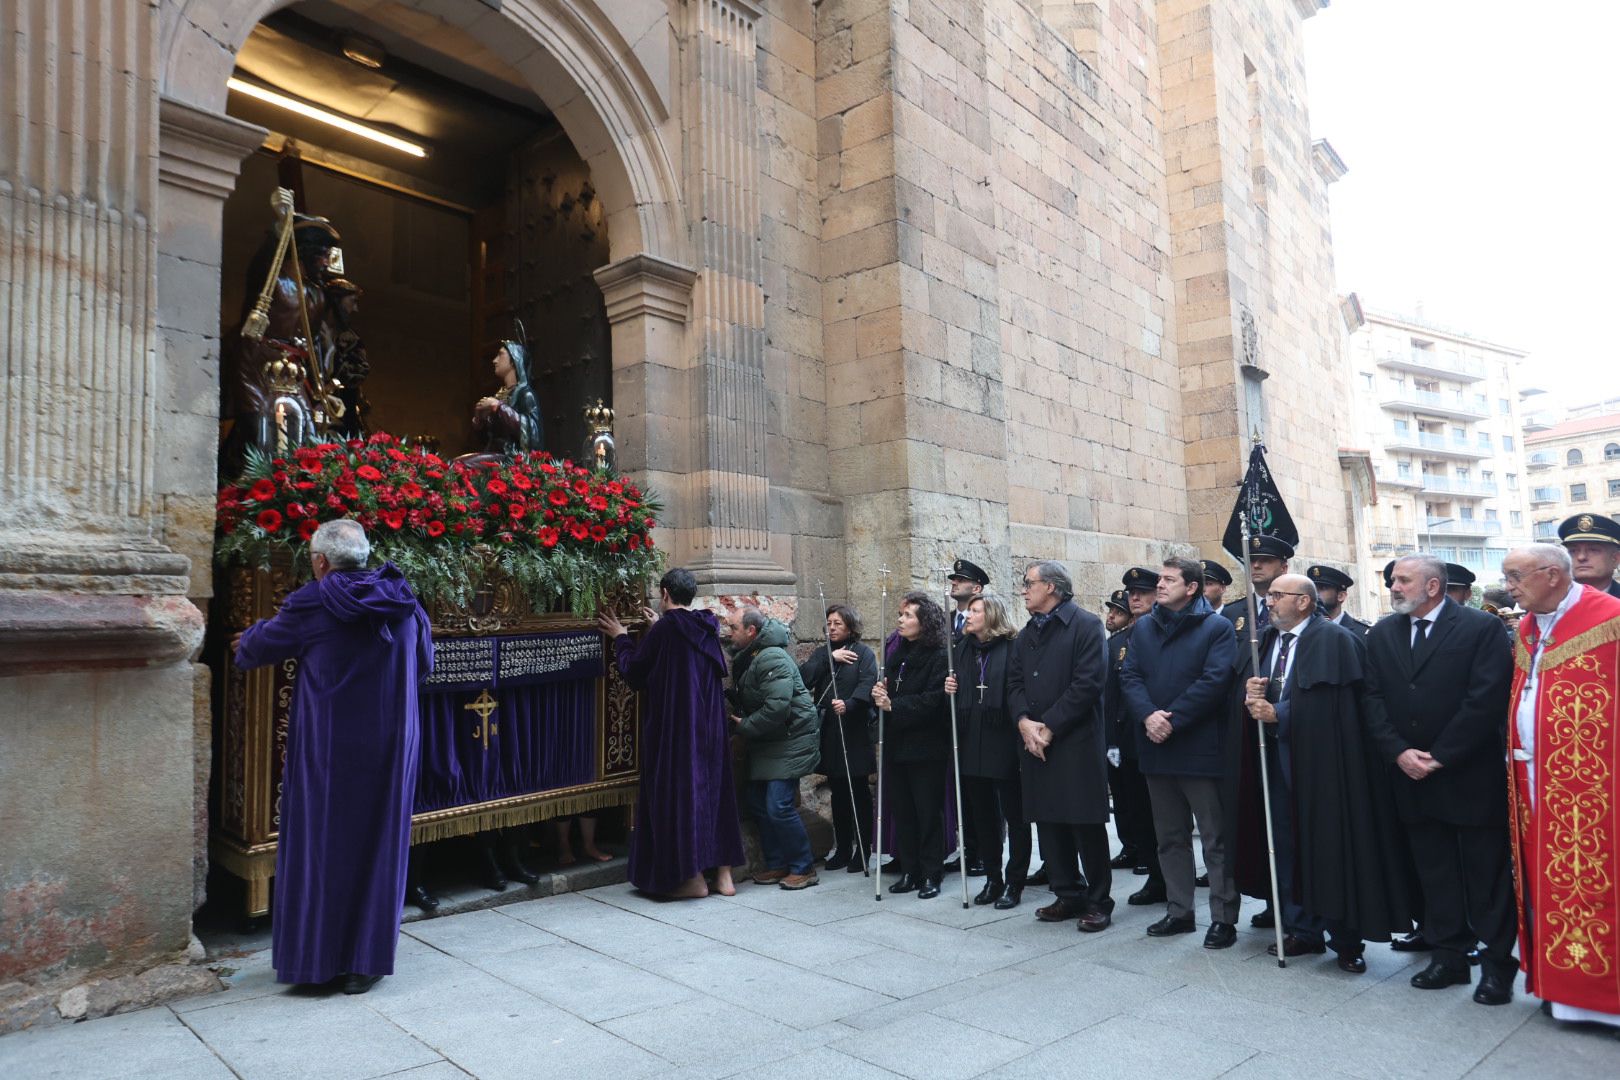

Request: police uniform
left=948, top=558, right=991, bottom=641
left=1220, top=534, right=1296, bottom=637
left=1202, top=560, right=1234, bottom=590
left=1446, top=562, right=1477, bottom=605
left=1307, top=564, right=1369, bottom=636
left=1557, top=513, right=1620, bottom=599
left=1105, top=583, right=1162, bottom=896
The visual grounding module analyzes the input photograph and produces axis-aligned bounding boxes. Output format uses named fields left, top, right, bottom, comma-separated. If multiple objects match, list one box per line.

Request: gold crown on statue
left=583, top=398, right=615, bottom=432
left=264, top=353, right=305, bottom=393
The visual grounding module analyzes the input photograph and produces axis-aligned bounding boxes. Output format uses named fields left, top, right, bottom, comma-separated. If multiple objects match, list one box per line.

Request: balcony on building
left=1370, top=526, right=1417, bottom=554
left=1533, top=520, right=1559, bottom=540
left=1376, top=466, right=1422, bottom=489
left=1425, top=517, right=1502, bottom=538
left=1383, top=430, right=1492, bottom=459
left=1375, top=348, right=1486, bottom=382
left=1377, top=387, right=1490, bottom=420
left=1527, top=451, right=1556, bottom=471
left=1530, top=486, right=1560, bottom=507
left=1417, top=474, right=1500, bottom=497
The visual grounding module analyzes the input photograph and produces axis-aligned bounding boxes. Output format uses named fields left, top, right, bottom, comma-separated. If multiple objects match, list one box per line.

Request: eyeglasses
left=1017, top=579, right=1045, bottom=594
left=1265, top=591, right=1310, bottom=602
left=1503, top=565, right=1556, bottom=585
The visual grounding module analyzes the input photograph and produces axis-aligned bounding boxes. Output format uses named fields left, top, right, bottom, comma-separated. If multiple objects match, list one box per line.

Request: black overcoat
left=1361, top=599, right=1513, bottom=827
left=1006, top=600, right=1109, bottom=825
left=799, top=642, right=878, bottom=777
left=880, top=638, right=950, bottom=765
left=1104, top=624, right=1136, bottom=759
left=953, top=635, right=1018, bottom=780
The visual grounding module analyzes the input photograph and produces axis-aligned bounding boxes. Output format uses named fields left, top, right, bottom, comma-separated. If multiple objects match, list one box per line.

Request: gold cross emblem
left=464, top=689, right=500, bottom=751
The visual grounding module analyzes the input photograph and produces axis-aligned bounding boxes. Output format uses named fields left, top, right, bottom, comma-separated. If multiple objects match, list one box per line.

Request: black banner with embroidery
left=1221, top=442, right=1299, bottom=560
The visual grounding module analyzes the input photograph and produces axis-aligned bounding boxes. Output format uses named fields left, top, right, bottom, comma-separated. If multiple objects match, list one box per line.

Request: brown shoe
left=1035, top=899, right=1084, bottom=923
left=779, top=871, right=820, bottom=891
left=752, top=868, right=789, bottom=885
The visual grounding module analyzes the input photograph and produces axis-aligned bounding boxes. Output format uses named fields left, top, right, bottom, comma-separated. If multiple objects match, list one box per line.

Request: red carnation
left=337, top=481, right=360, bottom=500
left=628, top=535, right=641, bottom=551
left=510, top=473, right=533, bottom=490
left=386, top=448, right=406, bottom=462
left=297, top=518, right=319, bottom=541
left=539, top=527, right=560, bottom=548
left=587, top=495, right=609, bottom=513
left=548, top=489, right=569, bottom=506
left=426, top=520, right=446, bottom=538
left=256, top=509, right=283, bottom=532
left=486, top=479, right=509, bottom=496
left=326, top=494, right=346, bottom=510
left=248, top=478, right=276, bottom=501
left=294, top=480, right=317, bottom=491
left=399, top=482, right=424, bottom=501
left=286, top=502, right=309, bottom=520
left=356, top=465, right=384, bottom=481
left=381, top=509, right=406, bottom=530
left=572, top=479, right=590, bottom=496
left=368, top=432, right=395, bottom=446
left=569, top=522, right=591, bottom=542
left=589, top=524, right=608, bottom=542
left=606, top=481, right=624, bottom=495
left=509, top=502, right=527, bottom=520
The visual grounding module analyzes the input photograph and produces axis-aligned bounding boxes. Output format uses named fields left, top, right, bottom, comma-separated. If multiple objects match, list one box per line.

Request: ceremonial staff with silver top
left=815, top=581, right=869, bottom=877
left=936, top=566, right=972, bottom=909
left=872, top=566, right=891, bottom=901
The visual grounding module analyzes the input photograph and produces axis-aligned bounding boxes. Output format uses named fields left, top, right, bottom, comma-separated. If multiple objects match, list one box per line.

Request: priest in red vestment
left=1504, top=543, right=1620, bottom=1029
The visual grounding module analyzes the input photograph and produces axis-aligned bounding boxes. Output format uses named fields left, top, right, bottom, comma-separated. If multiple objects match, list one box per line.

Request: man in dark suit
left=1362, top=554, right=1516, bottom=1005
left=1008, top=560, right=1113, bottom=933
left=1308, top=565, right=1368, bottom=635
left=945, top=558, right=992, bottom=876
left=1105, top=581, right=1162, bottom=903
left=1221, top=535, right=1293, bottom=638
left=1558, top=512, right=1620, bottom=599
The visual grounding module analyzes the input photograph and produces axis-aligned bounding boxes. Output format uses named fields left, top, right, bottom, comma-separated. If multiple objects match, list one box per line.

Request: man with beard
left=1309, top=565, right=1368, bottom=635
left=1239, top=574, right=1414, bottom=971
left=1008, top=560, right=1114, bottom=932
left=1363, top=554, right=1517, bottom=1004
left=1557, top=512, right=1620, bottom=598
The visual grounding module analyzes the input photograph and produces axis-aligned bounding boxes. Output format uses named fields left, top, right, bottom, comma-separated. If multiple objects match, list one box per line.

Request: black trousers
left=1109, top=756, right=1162, bottom=885
left=826, top=771, right=873, bottom=863
left=1407, top=819, right=1517, bottom=976
left=962, top=774, right=1031, bottom=887
left=1036, top=821, right=1115, bottom=915
left=891, top=760, right=946, bottom=881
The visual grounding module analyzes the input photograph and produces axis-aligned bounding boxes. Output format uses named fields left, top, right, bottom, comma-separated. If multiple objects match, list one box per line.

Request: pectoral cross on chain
left=464, top=689, right=500, bottom=752
left=976, top=656, right=988, bottom=703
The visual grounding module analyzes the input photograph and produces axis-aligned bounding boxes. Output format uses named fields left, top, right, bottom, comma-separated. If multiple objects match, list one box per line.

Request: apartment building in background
left=1525, top=412, right=1620, bottom=540
left=1343, top=304, right=1532, bottom=616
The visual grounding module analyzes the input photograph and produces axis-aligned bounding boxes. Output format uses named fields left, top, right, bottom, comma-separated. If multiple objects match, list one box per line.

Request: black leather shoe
left=406, top=883, right=440, bottom=914
left=1078, top=909, right=1112, bottom=933
left=476, top=845, right=508, bottom=893
left=1109, top=848, right=1138, bottom=870
left=1146, top=914, right=1196, bottom=937
left=1336, top=951, right=1368, bottom=974
left=847, top=855, right=868, bottom=874
left=1466, top=946, right=1483, bottom=966
left=1133, top=865, right=1150, bottom=876
left=1127, top=882, right=1166, bottom=906
left=1268, top=935, right=1327, bottom=958
left=1250, top=907, right=1275, bottom=929
left=1194, top=873, right=1209, bottom=888
left=1026, top=865, right=1049, bottom=887
left=1203, top=922, right=1237, bottom=949
left=993, top=886, right=1023, bottom=910
left=888, top=874, right=917, bottom=894
left=1390, top=932, right=1432, bottom=952
left=342, top=973, right=383, bottom=995
left=974, top=880, right=1006, bottom=906
left=1410, top=959, right=1471, bottom=990
left=917, top=878, right=941, bottom=900
left=1036, top=899, right=1084, bottom=922
left=1473, top=970, right=1513, bottom=1006
left=824, top=853, right=851, bottom=872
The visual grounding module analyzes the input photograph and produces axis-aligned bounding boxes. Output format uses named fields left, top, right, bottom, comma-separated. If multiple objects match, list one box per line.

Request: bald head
left=1268, top=573, right=1317, bottom=632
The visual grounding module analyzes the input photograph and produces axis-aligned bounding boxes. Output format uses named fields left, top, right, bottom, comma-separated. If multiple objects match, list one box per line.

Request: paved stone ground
left=5, top=861, right=1618, bottom=1079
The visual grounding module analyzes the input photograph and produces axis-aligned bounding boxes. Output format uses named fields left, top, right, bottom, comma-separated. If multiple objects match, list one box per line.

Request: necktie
left=1414, top=618, right=1430, bottom=650
left=1267, top=632, right=1294, bottom=703
left=954, top=611, right=965, bottom=634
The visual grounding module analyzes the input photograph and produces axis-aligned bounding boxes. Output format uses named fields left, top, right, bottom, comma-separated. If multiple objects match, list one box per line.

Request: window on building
left=1606, top=443, right=1620, bottom=461
left=1512, top=511, right=1523, bottom=527
left=1572, top=483, right=1588, bottom=502
left=1507, top=472, right=1519, bottom=490
left=1460, top=506, right=1475, bottom=520
left=1482, top=470, right=1494, bottom=483
left=1610, top=479, right=1620, bottom=499
left=1569, top=448, right=1585, bottom=466
left=1456, top=466, right=1471, bottom=480
left=1486, top=508, right=1498, bottom=521
left=1360, top=372, right=1374, bottom=391
left=1394, top=419, right=1410, bottom=436
left=1534, top=520, right=1556, bottom=539
left=1503, top=435, right=1515, bottom=451
left=1397, top=461, right=1412, bottom=478
left=1499, top=398, right=1511, bottom=416
left=1452, top=426, right=1467, bottom=442
left=1478, top=431, right=1492, bottom=449
left=1461, top=548, right=1485, bottom=567
left=1434, top=546, right=1458, bottom=562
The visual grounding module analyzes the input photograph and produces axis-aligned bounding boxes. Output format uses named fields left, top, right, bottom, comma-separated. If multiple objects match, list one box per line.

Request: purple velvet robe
left=235, top=563, right=434, bottom=984
left=613, top=608, right=745, bottom=892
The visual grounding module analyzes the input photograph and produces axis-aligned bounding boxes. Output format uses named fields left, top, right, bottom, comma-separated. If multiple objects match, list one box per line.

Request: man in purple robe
left=597, top=567, right=745, bottom=898
left=231, top=519, right=433, bottom=994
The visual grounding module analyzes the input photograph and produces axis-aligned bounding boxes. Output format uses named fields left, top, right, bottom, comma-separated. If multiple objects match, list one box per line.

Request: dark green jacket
left=730, top=620, right=821, bottom=780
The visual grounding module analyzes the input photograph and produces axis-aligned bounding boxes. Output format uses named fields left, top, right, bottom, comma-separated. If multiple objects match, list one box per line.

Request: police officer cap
left=1446, top=563, right=1476, bottom=588
left=949, top=558, right=990, bottom=587
left=1382, top=559, right=1396, bottom=588
left=1246, top=534, right=1295, bottom=559
left=1200, top=559, right=1233, bottom=587
left=1558, top=513, right=1620, bottom=548
left=1122, top=567, right=1159, bottom=592
left=1307, top=564, right=1353, bottom=591
left=1105, top=589, right=1130, bottom=614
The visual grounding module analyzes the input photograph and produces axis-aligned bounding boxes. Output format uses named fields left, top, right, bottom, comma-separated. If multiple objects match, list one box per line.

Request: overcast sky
left=1302, top=1, right=1613, bottom=415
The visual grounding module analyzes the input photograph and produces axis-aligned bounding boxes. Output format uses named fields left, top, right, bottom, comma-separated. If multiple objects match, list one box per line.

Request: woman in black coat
left=945, top=592, right=1029, bottom=908
left=798, top=604, right=878, bottom=872
left=870, top=591, right=950, bottom=898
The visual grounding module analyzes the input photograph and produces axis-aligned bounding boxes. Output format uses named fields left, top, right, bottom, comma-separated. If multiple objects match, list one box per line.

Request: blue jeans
left=746, top=779, right=813, bottom=875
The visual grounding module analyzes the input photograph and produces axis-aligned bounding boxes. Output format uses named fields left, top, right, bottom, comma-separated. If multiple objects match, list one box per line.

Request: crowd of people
left=232, top=513, right=1620, bottom=1036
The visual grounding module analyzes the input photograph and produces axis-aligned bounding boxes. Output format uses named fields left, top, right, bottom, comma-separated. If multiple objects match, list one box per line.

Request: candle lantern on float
left=582, top=398, right=616, bottom=472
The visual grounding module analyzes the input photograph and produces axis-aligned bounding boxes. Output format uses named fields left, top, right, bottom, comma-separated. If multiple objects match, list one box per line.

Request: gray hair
left=1396, top=554, right=1446, bottom=588
left=1030, top=560, right=1073, bottom=602
left=1512, top=543, right=1573, bottom=576
left=310, top=519, right=370, bottom=570
left=739, top=606, right=768, bottom=632
left=1297, top=578, right=1319, bottom=604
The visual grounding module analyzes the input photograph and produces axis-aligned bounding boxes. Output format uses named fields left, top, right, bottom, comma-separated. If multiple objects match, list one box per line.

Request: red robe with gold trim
left=1509, top=585, right=1620, bottom=1013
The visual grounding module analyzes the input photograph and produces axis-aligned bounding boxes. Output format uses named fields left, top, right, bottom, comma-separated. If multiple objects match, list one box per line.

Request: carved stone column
left=675, top=0, right=794, bottom=591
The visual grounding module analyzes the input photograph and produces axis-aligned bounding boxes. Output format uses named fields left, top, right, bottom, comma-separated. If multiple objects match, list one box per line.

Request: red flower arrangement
left=216, top=433, right=663, bottom=610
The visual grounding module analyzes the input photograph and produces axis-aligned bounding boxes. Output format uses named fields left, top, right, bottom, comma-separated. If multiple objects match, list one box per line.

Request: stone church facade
left=0, top=0, right=1354, bottom=999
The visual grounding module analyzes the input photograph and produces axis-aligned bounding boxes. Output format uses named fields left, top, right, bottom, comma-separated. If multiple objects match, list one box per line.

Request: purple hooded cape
left=613, top=608, right=745, bottom=892
left=235, top=563, right=434, bottom=984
